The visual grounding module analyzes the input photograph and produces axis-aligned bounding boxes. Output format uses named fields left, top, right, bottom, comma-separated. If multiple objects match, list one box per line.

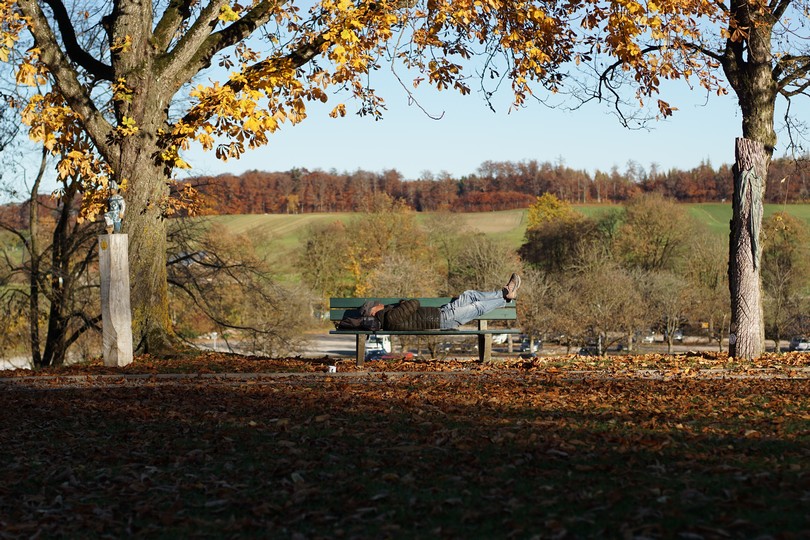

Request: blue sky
left=180, top=72, right=804, bottom=182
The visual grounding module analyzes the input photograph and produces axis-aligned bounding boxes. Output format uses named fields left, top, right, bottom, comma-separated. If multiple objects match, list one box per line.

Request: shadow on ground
left=1, top=365, right=809, bottom=538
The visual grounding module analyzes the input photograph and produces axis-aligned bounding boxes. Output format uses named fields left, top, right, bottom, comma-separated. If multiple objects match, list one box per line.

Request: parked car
left=366, top=335, right=391, bottom=353
left=520, top=339, right=541, bottom=352
left=365, top=335, right=392, bottom=361
left=788, top=336, right=810, bottom=352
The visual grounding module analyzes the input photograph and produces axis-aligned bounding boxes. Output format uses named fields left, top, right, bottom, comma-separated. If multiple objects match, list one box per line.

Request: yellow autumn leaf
left=197, top=132, right=215, bottom=150
left=243, top=116, right=260, bottom=132
left=218, top=5, right=240, bottom=22
left=15, top=63, right=38, bottom=86
left=340, top=29, right=358, bottom=43
left=118, top=116, right=139, bottom=136
left=331, top=44, right=347, bottom=63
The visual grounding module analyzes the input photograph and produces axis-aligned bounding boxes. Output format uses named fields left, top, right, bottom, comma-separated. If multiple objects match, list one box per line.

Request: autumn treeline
left=0, top=157, right=806, bottom=228
left=189, top=157, right=809, bottom=215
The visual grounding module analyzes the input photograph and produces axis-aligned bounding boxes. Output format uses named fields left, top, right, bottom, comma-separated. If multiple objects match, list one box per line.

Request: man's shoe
left=503, top=273, right=521, bottom=301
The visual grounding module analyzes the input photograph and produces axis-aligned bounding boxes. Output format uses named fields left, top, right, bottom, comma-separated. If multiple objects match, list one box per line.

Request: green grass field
left=687, top=202, right=810, bottom=236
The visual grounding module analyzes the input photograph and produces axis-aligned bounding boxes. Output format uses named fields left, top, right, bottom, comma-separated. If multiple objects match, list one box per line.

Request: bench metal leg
left=356, top=334, right=365, bottom=367
left=478, top=321, right=492, bottom=363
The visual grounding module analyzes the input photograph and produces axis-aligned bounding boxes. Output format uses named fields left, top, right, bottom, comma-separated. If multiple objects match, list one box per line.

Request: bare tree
left=167, top=218, right=313, bottom=356
left=0, top=153, right=103, bottom=367
left=613, top=193, right=697, bottom=273
left=761, top=212, right=810, bottom=350
left=449, top=235, right=522, bottom=294
left=682, top=231, right=731, bottom=351
left=639, top=271, right=698, bottom=354
left=574, top=258, right=645, bottom=355
left=515, top=266, right=553, bottom=352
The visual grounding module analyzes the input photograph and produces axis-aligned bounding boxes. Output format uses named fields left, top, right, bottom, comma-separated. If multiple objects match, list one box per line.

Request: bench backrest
left=329, top=297, right=517, bottom=324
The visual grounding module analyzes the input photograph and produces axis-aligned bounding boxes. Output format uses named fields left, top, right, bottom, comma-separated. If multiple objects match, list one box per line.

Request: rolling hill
left=203, top=204, right=810, bottom=279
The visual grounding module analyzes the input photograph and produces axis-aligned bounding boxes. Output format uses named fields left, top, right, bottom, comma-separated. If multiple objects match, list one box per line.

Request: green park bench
left=329, top=297, right=521, bottom=366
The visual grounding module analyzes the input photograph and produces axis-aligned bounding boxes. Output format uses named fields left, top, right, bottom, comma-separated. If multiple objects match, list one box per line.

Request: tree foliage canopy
left=4, top=0, right=807, bottom=195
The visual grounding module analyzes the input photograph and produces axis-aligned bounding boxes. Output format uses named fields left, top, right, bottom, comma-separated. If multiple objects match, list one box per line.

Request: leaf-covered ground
left=1, top=353, right=809, bottom=538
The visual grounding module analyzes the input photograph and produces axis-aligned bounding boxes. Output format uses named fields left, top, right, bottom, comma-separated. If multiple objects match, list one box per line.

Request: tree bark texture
left=728, top=138, right=767, bottom=359
left=120, top=149, right=176, bottom=355
left=99, top=234, right=133, bottom=367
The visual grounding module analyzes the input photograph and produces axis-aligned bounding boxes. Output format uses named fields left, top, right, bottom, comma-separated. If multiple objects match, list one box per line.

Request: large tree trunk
left=109, top=44, right=179, bottom=355
left=121, top=152, right=178, bottom=355
left=728, top=138, right=767, bottom=359
left=720, top=0, right=778, bottom=360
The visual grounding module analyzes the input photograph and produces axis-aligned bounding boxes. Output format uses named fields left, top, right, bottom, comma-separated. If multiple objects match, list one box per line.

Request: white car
left=366, top=335, right=392, bottom=354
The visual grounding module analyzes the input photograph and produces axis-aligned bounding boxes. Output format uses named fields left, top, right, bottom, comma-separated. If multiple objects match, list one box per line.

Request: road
left=302, top=333, right=359, bottom=358
left=302, top=333, right=799, bottom=359
left=1, top=334, right=793, bottom=371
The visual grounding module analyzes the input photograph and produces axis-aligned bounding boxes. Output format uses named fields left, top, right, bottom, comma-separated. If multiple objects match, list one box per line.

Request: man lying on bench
left=359, top=273, right=521, bottom=331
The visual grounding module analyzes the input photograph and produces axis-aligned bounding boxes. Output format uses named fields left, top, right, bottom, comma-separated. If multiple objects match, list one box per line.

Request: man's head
left=360, top=300, right=384, bottom=317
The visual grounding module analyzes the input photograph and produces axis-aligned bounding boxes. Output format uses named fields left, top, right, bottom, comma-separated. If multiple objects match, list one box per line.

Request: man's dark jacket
left=377, top=299, right=441, bottom=331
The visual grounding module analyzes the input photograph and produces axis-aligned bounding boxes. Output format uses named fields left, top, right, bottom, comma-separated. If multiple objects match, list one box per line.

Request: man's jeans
left=439, top=290, right=508, bottom=330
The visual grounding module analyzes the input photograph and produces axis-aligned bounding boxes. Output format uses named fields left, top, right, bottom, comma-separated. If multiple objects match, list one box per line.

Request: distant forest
left=188, top=157, right=809, bottom=215
left=1, top=158, right=808, bottom=228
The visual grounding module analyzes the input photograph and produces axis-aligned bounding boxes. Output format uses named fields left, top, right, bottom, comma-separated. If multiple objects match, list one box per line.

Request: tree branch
left=40, top=0, right=113, bottom=79
left=16, top=0, right=115, bottom=154
left=153, top=0, right=198, bottom=52
left=594, top=46, right=665, bottom=127
left=0, top=220, right=31, bottom=248
left=774, top=55, right=810, bottom=93
left=168, top=277, right=276, bottom=334
left=158, top=0, right=230, bottom=84
left=160, top=0, right=280, bottom=91
left=780, top=79, right=809, bottom=98
left=681, top=40, right=725, bottom=63
left=174, top=32, right=328, bottom=127
left=771, top=0, right=792, bottom=21
left=64, top=313, right=102, bottom=349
